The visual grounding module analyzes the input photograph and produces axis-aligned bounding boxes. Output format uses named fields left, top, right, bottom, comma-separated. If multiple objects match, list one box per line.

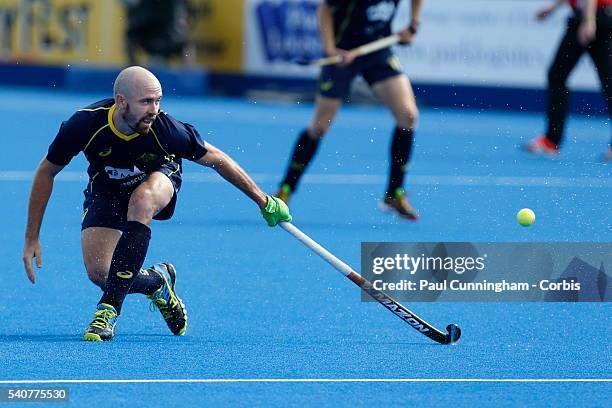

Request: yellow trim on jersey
left=108, top=104, right=140, bottom=141
left=83, top=124, right=110, bottom=152
left=88, top=171, right=100, bottom=193
left=335, top=0, right=357, bottom=45
left=167, top=163, right=180, bottom=178
left=150, top=128, right=172, bottom=158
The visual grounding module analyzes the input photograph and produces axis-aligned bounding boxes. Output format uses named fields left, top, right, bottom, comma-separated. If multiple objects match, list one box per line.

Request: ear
left=115, top=93, right=127, bottom=110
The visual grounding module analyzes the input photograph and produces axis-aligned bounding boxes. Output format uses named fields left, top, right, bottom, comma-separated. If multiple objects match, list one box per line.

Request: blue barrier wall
left=0, top=64, right=208, bottom=96
left=0, top=63, right=606, bottom=115
left=208, top=72, right=608, bottom=115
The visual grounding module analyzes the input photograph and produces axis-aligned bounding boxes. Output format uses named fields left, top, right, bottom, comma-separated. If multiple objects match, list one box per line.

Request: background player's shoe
left=275, top=184, right=292, bottom=205
left=147, top=263, right=187, bottom=335
left=83, top=303, right=117, bottom=342
left=522, top=135, right=559, bottom=157
left=603, top=147, right=612, bottom=162
left=380, top=191, right=419, bottom=221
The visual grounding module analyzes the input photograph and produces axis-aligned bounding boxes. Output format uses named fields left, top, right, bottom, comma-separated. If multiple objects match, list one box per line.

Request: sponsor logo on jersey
left=98, top=147, right=112, bottom=157
left=137, top=152, right=158, bottom=162
left=104, top=166, right=145, bottom=180
left=367, top=1, right=395, bottom=22
left=320, top=80, right=334, bottom=91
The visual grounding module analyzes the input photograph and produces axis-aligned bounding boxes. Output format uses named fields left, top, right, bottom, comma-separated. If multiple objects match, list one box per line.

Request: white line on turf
left=0, top=171, right=610, bottom=188
left=0, top=379, right=609, bottom=384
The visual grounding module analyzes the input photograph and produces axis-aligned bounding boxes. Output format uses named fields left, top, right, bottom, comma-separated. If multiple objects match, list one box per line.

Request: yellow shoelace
left=90, top=309, right=115, bottom=330
left=150, top=296, right=179, bottom=319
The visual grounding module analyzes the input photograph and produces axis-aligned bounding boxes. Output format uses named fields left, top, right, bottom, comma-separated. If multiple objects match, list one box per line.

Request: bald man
left=22, top=66, right=291, bottom=341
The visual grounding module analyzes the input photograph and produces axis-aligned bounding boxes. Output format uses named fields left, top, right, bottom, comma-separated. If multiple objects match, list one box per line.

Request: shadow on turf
left=166, top=218, right=416, bottom=230
left=0, top=333, right=184, bottom=343
left=0, top=334, right=82, bottom=343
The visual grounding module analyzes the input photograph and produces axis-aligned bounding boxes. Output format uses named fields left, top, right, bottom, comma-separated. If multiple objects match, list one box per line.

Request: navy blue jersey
left=326, top=0, right=400, bottom=49
left=47, top=98, right=207, bottom=192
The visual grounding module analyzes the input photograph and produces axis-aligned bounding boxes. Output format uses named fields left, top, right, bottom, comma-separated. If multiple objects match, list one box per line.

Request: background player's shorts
left=318, top=48, right=403, bottom=99
left=81, top=162, right=182, bottom=231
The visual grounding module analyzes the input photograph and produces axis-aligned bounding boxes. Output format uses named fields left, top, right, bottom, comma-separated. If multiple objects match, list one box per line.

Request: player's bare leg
left=82, top=227, right=121, bottom=289
left=373, top=75, right=419, bottom=220
left=82, top=226, right=166, bottom=295
left=84, top=172, right=186, bottom=341
left=309, top=95, right=343, bottom=138
left=277, top=96, right=342, bottom=203
left=126, top=172, right=174, bottom=225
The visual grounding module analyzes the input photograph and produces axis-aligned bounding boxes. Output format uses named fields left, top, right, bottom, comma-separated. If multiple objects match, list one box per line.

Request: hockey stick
left=279, top=221, right=461, bottom=345
left=294, top=34, right=401, bottom=67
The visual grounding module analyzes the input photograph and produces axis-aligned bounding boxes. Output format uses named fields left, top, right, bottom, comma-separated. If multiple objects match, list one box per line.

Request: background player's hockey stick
left=294, top=34, right=401, bottom=66
left=279, top=221, right=461, bottom=345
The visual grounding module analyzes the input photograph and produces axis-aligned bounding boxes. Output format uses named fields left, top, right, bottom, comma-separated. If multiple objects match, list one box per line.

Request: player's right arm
left=23, top=159, right=65, bottom=284
left=577, top=0, right=597, bottom=45
left=317, top=2, right=355, bottom=65
left=536, top=0, right=567, bottom=21
left=23, top=111, right=86, bottom=284
left=318, top=2, right=337, bottom=56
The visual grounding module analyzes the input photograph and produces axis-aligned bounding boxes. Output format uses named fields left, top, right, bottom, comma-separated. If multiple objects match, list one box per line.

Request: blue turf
left=1, top=87, right=610, bottom=407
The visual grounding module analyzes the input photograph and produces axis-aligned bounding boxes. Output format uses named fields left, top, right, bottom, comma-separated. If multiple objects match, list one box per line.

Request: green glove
left=261, top=195, right=292, bottom=227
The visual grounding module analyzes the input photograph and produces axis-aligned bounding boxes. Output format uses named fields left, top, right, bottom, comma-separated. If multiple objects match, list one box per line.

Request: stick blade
left=292, top=55, right=343, bottom=67
left=446, top=324, right=461, bottom=345
left=292, top=57, right=313, bottom=66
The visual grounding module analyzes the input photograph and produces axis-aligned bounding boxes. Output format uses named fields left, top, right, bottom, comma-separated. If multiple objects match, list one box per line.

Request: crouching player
left=22, top=66, right=291, bottom=341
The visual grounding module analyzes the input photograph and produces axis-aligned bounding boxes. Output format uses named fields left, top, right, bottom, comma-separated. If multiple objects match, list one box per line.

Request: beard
left=122, top=103, right=157, bottom=134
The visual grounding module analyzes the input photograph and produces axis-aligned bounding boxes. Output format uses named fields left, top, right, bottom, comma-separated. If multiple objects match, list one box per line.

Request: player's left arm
left=195, top=143, right=292, bottom=226
left=399, top=0, right=423, bottom=45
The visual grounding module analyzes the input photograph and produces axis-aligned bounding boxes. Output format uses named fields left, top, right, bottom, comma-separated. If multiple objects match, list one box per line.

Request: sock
left=99, top=221, right=151, bottom=314
left=280, top=129, right=321, bottom=192
left=128, top=267, right=164, bottom=296
left=386, top=127, right=414, bottom=197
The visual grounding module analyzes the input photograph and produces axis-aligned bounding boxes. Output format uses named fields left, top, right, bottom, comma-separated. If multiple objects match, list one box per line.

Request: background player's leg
left=97, top=172, right=174, bottom=314
left=308, top=96, right=343, bottom=138
left=372, top=74, right=419, bottom=220
left=523, top=20, right=586, bottom=155
left=372, top=74, right=419, bottom=131
left=587, top=9, right=612, bottom=159
left=81, top=227, right=162, bottom=294
left=543, top=20, right=585, bottom=146
left=278, top=95, right=342, bottom=201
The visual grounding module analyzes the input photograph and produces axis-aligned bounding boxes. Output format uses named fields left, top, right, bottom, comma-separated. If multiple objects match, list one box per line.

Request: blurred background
left=0, top=0, right=606, bottom=113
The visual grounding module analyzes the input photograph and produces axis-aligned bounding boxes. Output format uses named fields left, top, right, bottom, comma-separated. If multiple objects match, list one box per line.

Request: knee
left=86, top=267, right=107, bottom=290
left=309, top=121, right=332, bottom=139
left=128, top=188, right=156, bottom=221
left=397, top=105, right=419, bottom=130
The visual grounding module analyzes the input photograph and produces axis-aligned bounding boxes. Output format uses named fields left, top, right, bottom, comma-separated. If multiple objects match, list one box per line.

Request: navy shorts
left=318, top=48, right=403, bottom=99
left=81, top=162, right=182, bottom=231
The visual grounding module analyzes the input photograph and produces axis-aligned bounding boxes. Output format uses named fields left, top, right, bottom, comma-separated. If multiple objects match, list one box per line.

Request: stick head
left=446, top=324, right=461, bottom=345
left=292, top=57, right=312, bottom=66
left=292, top=55, right=343, bottom=67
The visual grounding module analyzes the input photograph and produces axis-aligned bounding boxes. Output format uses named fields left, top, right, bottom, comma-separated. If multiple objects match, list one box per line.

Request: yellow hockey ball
left=517, top=208, right=536, bottom=227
